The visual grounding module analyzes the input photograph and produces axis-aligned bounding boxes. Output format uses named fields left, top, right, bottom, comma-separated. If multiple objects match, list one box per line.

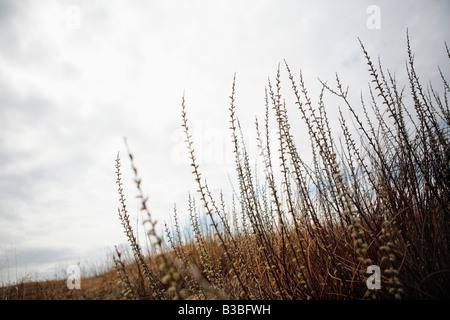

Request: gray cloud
left=0, top=1, right=26, bottom=59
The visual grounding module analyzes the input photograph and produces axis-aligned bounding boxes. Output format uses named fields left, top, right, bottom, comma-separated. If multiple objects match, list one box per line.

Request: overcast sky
left=0, top=0, right=449, bottom=284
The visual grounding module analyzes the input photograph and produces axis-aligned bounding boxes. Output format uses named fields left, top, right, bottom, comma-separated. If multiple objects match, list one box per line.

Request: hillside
left=0, top=268, right=121, bottom=300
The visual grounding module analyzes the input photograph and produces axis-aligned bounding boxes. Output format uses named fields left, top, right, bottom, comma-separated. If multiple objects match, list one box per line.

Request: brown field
left=0, top=269, right=120, bottom=300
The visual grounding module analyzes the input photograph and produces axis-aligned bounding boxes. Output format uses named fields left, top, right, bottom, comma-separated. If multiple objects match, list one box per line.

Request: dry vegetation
left=111, top=34, right=450, bottom=300
left=0, top=269, right=121, bottom=300
left=2, top=33, right=449, bottom=300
